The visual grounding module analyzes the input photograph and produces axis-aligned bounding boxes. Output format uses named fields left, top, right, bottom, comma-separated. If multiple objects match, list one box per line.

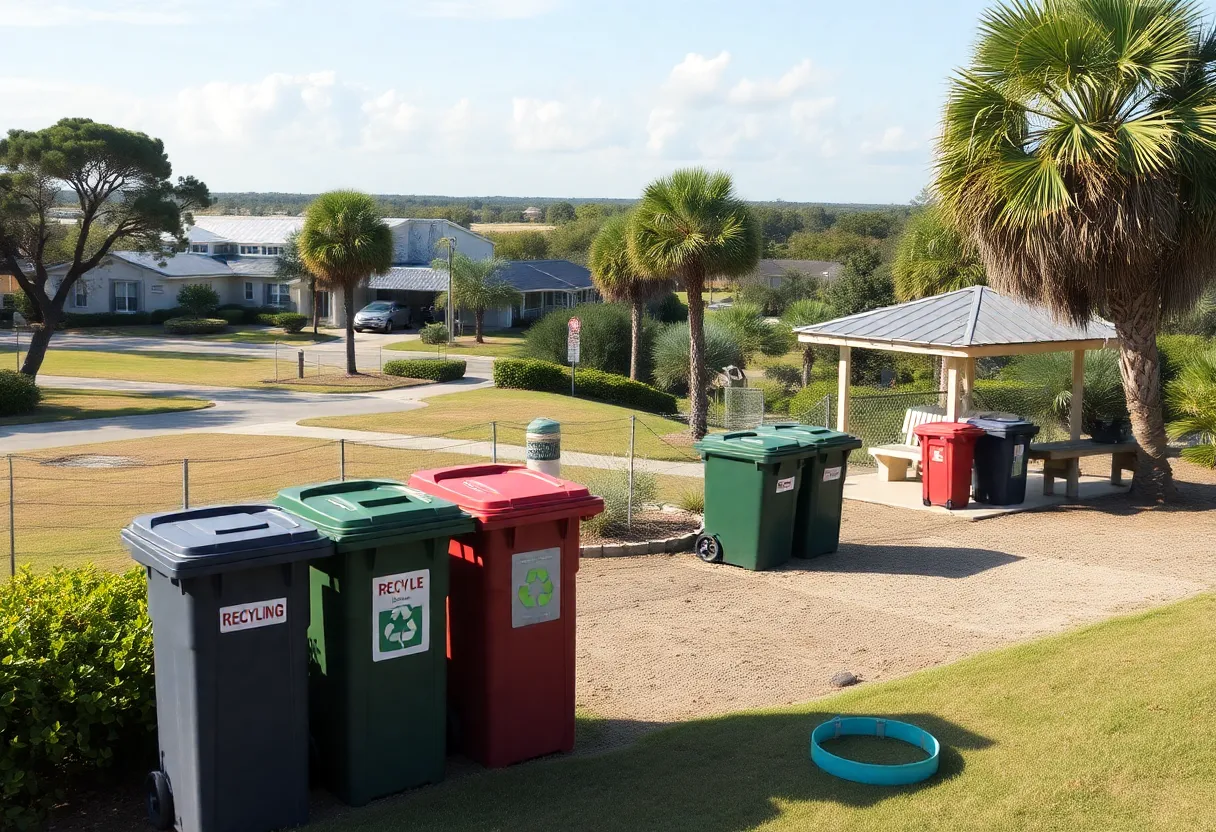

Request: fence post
left=8, top=455, right=15, bottom=578
left=627, top=415, right=636, bottom=529
left=339, top=439, right=346, bottom=481
left=182, top=459, right=189, bottom=509
left=297, top=349, right=305, bottom=379
left=491, top=421, right=497, bottom=463
left=824, top=394, right=831, bottom=429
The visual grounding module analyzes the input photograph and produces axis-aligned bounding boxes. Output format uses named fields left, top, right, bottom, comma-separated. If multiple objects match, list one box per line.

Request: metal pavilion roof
left=794, top=286, right=1118, bottom=356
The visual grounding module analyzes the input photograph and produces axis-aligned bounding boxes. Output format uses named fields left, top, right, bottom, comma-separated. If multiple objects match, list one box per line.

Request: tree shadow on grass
left=308, top=711, right=992, bottom=832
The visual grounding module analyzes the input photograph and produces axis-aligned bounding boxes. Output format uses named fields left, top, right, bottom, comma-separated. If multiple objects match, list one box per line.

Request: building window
left=524, top=293, right=542, bottom=310
left=244, top=282, right=254, bottom=301
left=239, top=245, right=261, bottom=255
left=266, top=283, right=290, bottom=307
left=114, top=281, right=139, bottom=313
left=316, top=291, right=331, bottom=319
left=73, top=283, right=88, bottom=308
left=190, top=244, right=209, bottom=254
left=262, top=246, right=281, bottom=256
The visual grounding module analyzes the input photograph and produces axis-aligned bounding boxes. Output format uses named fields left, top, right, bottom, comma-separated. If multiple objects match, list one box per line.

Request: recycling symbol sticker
left=372, top=569, right=430, bottom=661
left=511, top=548, right=561, bottom=628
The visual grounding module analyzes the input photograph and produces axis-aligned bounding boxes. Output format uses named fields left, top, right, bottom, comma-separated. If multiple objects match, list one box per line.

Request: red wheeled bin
left=913, top=422, right=986, bottom=510
left=407, top=464, right=603, bottom=767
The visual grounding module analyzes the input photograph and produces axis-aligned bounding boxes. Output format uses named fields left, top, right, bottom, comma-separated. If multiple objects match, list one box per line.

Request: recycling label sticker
left=372, top=569, right=429, bottom=662
left=511, top=548, right=561, bottom=629
left=1012, top=443, right=1027, bottom=477
left=930, top=447, right=945, bottom=464
left=776, top=476, right=796, bottom=494
left=823, top=466, right=842, bottom=482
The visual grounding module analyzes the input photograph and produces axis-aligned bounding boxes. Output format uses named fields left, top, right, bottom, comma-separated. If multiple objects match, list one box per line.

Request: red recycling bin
left=913, top=422, right=985, bottom=510
left=407, top=464, right=603, bottom=767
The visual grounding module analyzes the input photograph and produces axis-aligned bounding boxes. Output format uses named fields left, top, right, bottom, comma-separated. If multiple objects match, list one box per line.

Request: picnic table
left=1027, top=439, right=1138, bottom=499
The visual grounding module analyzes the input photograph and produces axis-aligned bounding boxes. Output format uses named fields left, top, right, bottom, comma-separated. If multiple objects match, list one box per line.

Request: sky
left=1, top=0, right=1009, bottom=204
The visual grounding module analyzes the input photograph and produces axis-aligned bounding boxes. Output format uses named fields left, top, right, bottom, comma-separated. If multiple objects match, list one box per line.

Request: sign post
left=567, top=316, right=581, bottom=396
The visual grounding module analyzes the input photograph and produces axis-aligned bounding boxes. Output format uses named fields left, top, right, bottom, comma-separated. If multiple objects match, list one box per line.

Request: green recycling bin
left=693, top=430, right=807, bottom=570
left=759, top=423, right=863, bottom=558
left=273, top=479, right=474, bottom=806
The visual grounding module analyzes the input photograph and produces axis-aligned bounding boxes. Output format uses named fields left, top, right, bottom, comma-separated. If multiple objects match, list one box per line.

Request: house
left=522, top=207, right=544, bottom=222
left=752, top=259, right=842, bottom=286
left=48, top=215, right=494, bottom=327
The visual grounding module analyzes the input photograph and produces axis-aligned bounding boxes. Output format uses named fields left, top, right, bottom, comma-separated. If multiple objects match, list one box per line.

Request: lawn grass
left=3, top=432, right=699, bottom=574
left=63, top=324, right=338, bottom=344
left=300, top=388, right=700, bottom=462
left=306, top=593, right=1216, bottom=832
left=0, top=347, right=403, bottom=393
left=0, top=388, right=211, bottom=426
left=385, top=330, right=528, bottom=358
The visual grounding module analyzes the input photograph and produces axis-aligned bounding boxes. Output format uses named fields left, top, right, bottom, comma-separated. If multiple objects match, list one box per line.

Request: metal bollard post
left=297, top=349, right=305, bottom=379
left=275, top=340, right=279, bottom=381
left=627, top=415, right=636, bottom=529
left=182, top=459, right=190, bottom=509
left=491, top=421, right=497, bottom=463
left=339, top=439, right=346, bottom=481
left=525, top=418, right=561, bottom=476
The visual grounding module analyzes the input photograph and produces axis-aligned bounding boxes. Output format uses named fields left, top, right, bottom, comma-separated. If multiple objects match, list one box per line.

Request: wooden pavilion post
left=945, top=358, right=961, bottom=421
left=837, top=346, right=852, bottom=431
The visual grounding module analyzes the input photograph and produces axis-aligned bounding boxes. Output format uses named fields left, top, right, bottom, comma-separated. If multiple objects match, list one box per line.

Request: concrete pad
left=843, top=471, right=1129, bottom=520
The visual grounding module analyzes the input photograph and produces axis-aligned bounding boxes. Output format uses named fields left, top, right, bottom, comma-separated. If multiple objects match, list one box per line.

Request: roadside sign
left=567, top=317, right=581, bottom=364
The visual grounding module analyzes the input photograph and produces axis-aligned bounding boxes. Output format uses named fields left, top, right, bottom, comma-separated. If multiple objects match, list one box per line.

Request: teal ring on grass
left=810, top=716, right=940, bottom=786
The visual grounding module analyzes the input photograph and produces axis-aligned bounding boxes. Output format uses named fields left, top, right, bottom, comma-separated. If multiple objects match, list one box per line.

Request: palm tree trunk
left=630, top=300, right=642, bottom=381
left=343, top=283, right=357, bottom=375
left=1110, top=290, right=1174, bottom=501
left=475, top=309, right=485, bottom=343
left=801, top=345, right=814, bottom=387
left=686, top=272, right=708, bottom=438
left=310, top=277, right=320, bottom=335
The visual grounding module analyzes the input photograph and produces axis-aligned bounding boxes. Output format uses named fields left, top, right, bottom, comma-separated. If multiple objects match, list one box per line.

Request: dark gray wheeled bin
left=122, top=505, right=332, bottom=832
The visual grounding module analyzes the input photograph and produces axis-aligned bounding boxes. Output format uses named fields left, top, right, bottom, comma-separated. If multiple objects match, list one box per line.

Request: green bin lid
left=274, top=479, right=470, bottom=542
left=694, top=430, right=806, bottom=463
left=758, top=423, right=863, bottom=451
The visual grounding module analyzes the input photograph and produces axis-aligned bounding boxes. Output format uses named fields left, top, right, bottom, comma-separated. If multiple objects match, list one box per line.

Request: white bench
left=869, top=406, right=947, bottom=481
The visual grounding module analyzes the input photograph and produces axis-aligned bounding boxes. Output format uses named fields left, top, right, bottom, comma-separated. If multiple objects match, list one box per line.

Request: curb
left=581, top=530, right=699, bottom=558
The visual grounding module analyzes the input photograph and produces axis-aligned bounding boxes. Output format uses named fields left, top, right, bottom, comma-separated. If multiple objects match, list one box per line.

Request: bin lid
left=408, top=464, right=601, bottom=520
left=913, top=421, right=986, bottom=440
left=757, top=423, right=864, bottom=451
left=122, top=504, right=330, bottom=579
left=966, top=414, right=1041, bottom=437
left=273, top=479, right=468, bottom=539
left=694, top=430, right=806, bottom=462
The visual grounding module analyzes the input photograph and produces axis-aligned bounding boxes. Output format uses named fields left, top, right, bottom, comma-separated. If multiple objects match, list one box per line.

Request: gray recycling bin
left=122, top=505, right=332, bottom=832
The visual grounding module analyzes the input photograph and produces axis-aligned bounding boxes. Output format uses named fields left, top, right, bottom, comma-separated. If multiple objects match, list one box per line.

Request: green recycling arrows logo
left=517, top=568, right=555, bottom=609
left=378, top=603, right=423, bottom=653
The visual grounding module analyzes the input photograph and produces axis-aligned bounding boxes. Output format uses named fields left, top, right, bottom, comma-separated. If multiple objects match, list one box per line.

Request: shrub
left=648, top=292, right=688, bottom=324
left=524, top=303, right=659, bottom=380
left=712, top=304, right=794, bottom=357
left=176, top=284, right=221, bottom=317
left=676, top=488, right=705, bottom=514
left=419, top=322, right=449, bottom=346
left=275, top=312, right=308, bottom=333
left=493, top=358, right=677, bottom=414
left=764, top=362, right=804, bottom=392
left=60, top=309, right=183, bottom=327
left=0, top=567, right=155, bottom=830
left=582, top=467, right=659, bottom=537
left=216, top=308, right=246, bottom=325
left=753, top=379, right=792, bottom=415
left=163, top=317, right=228, bottom=335
left=1166, top=345, right=1216, bottom=466
left=0, top=369, right=40, bottom=416
left=256, top=312, right=280, bottom=326
left=383, top=358, right=466, bottom=382
left=1003, top=350, right=1128, bottom=432
left=652, top=319, right=745, bottom=394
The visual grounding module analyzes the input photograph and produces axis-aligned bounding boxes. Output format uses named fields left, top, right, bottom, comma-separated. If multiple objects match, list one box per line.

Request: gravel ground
left=574, top=458, right=1216, bottom=747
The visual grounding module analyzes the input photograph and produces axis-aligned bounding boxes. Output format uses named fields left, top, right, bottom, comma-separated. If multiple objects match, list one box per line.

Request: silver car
left=353, top=301, right=410, bottom=333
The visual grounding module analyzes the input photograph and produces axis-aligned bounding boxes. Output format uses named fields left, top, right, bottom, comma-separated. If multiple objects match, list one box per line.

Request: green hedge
left=61, top=308, right=183, bottom=327
left=216, top=304, right=281, bottom=325
left=215, top=308, right=246, bottom=324
left=0, top=370, right=40, bottom=416
left=383, top=359, right=467, bottom=382
left=493, top=358, right=677, bottom=414
left=163, top=317, right=228, bottom=335
left=0, top=567, right=156, bottom=830
left=275, top=313, right=308, bottom=333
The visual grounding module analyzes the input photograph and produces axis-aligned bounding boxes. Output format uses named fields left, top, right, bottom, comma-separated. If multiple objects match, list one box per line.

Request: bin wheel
left=946, top=499, right=956, bottom=510
left=695, top=534, right=723, bottom=564
left=146, top=771, right=173, bottom=831
left=922, top=498, right=932, bottom=507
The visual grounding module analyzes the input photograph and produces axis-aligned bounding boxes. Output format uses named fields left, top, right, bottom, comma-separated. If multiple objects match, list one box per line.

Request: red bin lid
left=408, top=463, right=601, bottom=520
left=913, top=421, right=986, bottom=439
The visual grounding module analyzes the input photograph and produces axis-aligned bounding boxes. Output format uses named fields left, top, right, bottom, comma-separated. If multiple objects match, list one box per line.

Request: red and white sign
left=567, top=317, right=581, bottom=334
left=567, top=317, right=581, bottom=364
left=220, top=598, right=287, bottom=633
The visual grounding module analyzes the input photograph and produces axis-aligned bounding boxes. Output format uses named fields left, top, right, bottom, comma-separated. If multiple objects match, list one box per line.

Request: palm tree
left=891, top=203, right=986, bottom=301
left=629, top=169, right=760, bottom=437
left=431, top=252, right=519, bottom=343
left=275, top=230, right=321, bottom=335
left=298, top=191, right=393, bottom=375
left=588, top=213, right=669, bottom=380
left=935, top=0, right=1216, bottom=501
left=782, top=299, right=834, bottom=386
left=1166, top=346, right=1216, bottom=467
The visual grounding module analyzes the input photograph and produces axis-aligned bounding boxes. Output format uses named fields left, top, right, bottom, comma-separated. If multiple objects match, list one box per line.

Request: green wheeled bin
left=758, top=423, right=863, bottom=557
left=693, top=430, right=807, bottom=570
left=273, top=479, right=475, bottom=806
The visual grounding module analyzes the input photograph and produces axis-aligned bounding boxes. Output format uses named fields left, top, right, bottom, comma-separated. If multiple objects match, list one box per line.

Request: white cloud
left=645, top=107, right=682, bottom=153
left=662, top=52, right=732, bottom=104
left=509, top=97, right=614, bottom=152
left=408, top=0, right=561, bottom=19
left=728, top=59, right=823, bottom=106
left=861, top=126, right=920, bottom=156
left=176, top=72, right=355, bottom=147
left=0, top=77, right=147, bottom=127
left=361, top=90, right=422, bottom=151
